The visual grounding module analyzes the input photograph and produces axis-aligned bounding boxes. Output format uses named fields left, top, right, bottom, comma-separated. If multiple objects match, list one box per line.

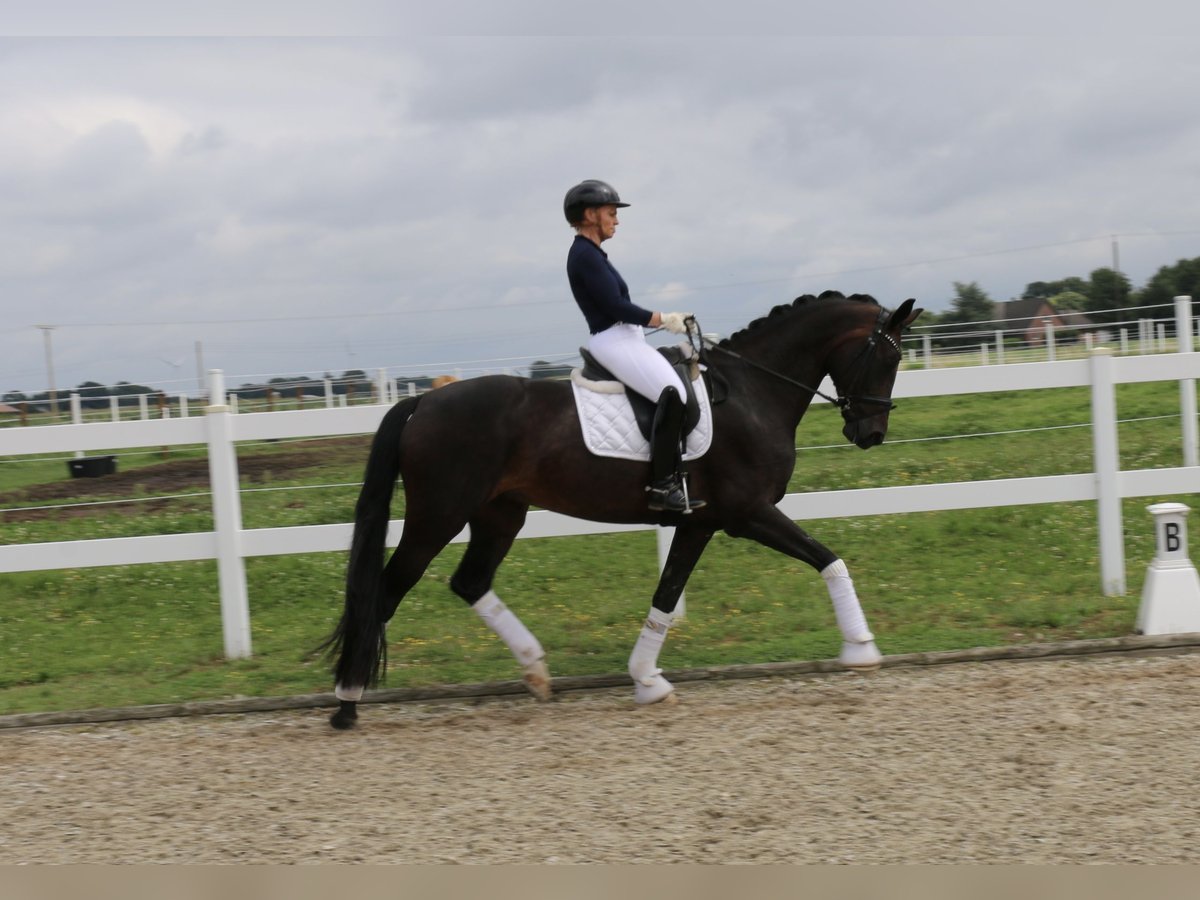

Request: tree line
left=8, top=253, right=1197, bottom=403
left=2, top=370, right=440, bottom=408
left=924, top=253, right=1200, bottom=341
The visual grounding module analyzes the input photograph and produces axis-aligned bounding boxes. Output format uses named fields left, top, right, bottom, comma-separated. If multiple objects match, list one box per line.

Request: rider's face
left=583, top=205, right=619, bottom=242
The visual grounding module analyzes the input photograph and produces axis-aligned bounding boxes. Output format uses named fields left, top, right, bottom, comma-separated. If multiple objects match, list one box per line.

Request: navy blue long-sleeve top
left=566, top=234, right=655, bottom=334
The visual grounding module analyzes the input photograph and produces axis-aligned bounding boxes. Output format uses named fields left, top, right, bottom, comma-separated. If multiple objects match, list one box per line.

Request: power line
left=20, top=230, right=1200, bottom=330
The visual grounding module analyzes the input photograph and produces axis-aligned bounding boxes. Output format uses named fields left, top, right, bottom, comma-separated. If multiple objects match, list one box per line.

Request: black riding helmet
left=563, top=179, right=630, bottom=226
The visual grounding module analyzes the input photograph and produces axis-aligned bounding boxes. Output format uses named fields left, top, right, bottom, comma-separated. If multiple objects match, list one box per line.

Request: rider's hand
left=660, top=312, right=695, bottom=335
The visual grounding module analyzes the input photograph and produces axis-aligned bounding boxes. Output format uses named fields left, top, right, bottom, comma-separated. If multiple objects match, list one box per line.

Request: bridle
left=689, top=307, right=902, bottom=422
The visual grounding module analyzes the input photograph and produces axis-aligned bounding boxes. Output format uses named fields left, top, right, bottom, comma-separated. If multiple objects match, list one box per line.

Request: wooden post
left=1176, top=296, right=1197, bottom=467
left=205, top=369, right=252, bottom=659
left=1090, top=348, right=1125, bottom=596
left=657, top=526, right=685, bottom=620
left=158, top=392, right=169, bottom=458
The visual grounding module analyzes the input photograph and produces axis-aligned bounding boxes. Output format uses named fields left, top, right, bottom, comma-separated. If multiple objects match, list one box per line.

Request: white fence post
left=922, top=334, right=932, bottom=368
left=994, top=330, right=1004, bottom=365
left=1090, top=348, right=1125, bottom=596
left=1120, top=328, right=1129, bottom=355
left=205, top=369, right=253, bottom=659
left=70, top=393, right=84, bottom=459
left=1177, top=297, right=1198, bottom=467
left=656, top=526, right=685, bottom=620
left=109, top=395, right=120, bottom=422
left=324, top=377, right=334, bottom=408
left=1044, top=321, right=1056, bottom=362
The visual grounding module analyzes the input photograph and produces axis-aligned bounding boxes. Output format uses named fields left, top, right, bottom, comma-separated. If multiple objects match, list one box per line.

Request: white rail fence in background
left=3, top=298, right=1199, bottom=660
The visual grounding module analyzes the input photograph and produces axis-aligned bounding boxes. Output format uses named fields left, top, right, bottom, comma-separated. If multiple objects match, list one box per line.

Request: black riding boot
left=647, top=388, right=705, bottom=513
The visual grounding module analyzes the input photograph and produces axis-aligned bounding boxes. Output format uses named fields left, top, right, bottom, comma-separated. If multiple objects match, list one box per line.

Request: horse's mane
left=720, top=290, right=880, bottom=347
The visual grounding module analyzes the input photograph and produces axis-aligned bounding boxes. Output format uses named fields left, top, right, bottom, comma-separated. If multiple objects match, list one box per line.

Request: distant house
left=996, top=299, right=1097, bottom=344
left=0, top=403, right=23, bottom=415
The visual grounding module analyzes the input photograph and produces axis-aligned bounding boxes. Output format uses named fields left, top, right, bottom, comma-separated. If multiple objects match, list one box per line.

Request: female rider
left=563, top=179, right=704, bottom=514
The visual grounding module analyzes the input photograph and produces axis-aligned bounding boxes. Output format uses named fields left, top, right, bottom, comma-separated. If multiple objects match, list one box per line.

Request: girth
left=577, top=345, right=702, bottom=442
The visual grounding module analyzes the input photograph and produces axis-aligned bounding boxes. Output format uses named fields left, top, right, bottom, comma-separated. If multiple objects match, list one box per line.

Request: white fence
left=3, top=298, right=1199, bottom=660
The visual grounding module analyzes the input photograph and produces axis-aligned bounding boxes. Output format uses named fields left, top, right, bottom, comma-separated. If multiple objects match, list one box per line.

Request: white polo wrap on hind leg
left=335, top=683, right=363, bottom=702
left=821, top=559, right=874, bottom=643
left=472, top=591, right=544, bottom=666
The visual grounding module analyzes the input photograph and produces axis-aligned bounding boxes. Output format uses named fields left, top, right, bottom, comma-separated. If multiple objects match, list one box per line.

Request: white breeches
left=588, top=323, right=687, bottom=403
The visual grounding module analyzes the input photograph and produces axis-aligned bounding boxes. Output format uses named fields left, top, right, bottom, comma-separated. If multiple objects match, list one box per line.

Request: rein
left=686, top=309, right=900, bottom=420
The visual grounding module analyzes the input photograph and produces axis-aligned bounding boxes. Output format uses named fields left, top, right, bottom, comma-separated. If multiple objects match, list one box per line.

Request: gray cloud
left=2, top=35, right=1199, bottom=396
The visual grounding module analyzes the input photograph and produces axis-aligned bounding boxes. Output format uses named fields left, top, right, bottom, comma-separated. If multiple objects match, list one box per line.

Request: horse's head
left=830, top=297, right=922, bottom=449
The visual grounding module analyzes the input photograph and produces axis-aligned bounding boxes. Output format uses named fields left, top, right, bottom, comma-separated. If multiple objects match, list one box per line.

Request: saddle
left=577, top=345, right=701, bottom=442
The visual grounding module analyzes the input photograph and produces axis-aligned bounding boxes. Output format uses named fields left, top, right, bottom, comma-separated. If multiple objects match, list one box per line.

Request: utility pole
left=36, top=325, right=59, bottom=416
left=1111, top=234, right=1120, bottom=274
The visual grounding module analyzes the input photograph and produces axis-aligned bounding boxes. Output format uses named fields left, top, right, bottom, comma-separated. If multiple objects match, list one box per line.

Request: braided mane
left=721, top=290, right=880, bottom=347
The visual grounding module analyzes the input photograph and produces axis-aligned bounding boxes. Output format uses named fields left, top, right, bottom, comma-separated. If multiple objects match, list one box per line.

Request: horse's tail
left=318, top=395, right=421, bottom=690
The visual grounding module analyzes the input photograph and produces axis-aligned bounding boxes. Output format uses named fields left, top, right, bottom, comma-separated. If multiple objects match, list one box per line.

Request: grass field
left=2, top=380, right=1198, bottom=715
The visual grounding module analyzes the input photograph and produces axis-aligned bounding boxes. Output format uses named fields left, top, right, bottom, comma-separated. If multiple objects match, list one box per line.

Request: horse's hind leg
left=448, top=496, right=551, bottom=700
left=332, top=517, right=466, bottom=726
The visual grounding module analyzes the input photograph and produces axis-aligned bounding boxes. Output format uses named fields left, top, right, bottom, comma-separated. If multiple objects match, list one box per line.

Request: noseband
left=696, top=307, right=900, bottom=421
left=835, top=306, right=901, bottom=424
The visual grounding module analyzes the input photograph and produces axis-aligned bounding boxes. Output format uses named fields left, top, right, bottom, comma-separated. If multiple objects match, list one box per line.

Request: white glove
left=660, top=312, right=695, bottom=335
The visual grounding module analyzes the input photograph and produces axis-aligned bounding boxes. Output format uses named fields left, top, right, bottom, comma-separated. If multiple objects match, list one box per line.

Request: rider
left=564, top=179, right=704, bottom=513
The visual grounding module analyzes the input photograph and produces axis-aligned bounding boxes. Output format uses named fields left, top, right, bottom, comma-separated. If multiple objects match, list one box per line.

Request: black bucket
left=67, top=455, right=118, bottom=478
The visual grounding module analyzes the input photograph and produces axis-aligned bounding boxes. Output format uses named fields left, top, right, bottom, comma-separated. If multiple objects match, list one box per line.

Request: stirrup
left=647, top=476, right=705, bottom=513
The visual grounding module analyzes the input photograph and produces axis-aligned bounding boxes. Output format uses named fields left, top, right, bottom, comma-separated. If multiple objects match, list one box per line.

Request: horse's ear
left=888, top=298, right=923, bottom=332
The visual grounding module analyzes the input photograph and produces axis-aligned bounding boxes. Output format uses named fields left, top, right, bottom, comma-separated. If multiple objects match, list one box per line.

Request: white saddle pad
left=570, top=368, right=714, bottom=462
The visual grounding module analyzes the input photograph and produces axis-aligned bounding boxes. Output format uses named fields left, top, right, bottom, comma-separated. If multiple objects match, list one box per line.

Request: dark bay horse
left=323, top=290, right=922, bottom=728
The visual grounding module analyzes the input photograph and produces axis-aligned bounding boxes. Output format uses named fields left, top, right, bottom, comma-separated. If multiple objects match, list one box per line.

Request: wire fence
left=1, top=412, right=1189, bottom=517
left=5, top=300, right=1195, bottom=419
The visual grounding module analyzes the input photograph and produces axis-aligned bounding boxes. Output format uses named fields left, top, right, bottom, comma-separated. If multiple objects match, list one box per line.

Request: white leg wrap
left=821, top=559, right=874, bottom=643
left=629, top=607, right=675, bottom=704
left=472, top=591, right=545, bottom=666
left=335, top=683, right=363, bottom=702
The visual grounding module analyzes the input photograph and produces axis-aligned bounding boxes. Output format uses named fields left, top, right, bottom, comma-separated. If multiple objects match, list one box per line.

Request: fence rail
left=3, top=299, right=1199, bottom=659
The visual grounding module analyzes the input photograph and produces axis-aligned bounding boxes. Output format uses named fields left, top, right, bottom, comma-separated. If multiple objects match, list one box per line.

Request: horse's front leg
left=726, top=506, right=882, bottom=671
left=628, top=525, right=715, bottom=705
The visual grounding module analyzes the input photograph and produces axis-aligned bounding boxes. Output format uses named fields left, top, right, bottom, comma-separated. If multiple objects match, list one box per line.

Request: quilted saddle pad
left=569, top=369, right=714, bottom=462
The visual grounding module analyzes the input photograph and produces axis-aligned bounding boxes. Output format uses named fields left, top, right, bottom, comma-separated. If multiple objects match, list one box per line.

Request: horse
left=321, top=290, right=922, bottom=728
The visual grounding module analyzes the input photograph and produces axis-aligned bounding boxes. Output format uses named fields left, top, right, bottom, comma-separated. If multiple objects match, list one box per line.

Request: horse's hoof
left=330, top=700, right=358, bottom=730
left=634, top=673, right=676, bottom=705
left=522, top=659, right=553, bottom=701
left=839, top=640, right=883, bottom=671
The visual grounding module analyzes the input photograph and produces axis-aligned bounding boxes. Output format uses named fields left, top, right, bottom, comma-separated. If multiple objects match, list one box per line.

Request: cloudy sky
left=2, top=6, right=1199, bottom=397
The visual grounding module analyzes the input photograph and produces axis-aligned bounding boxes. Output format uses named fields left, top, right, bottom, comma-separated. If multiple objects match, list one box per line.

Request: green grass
left=1, top=380, right=1197, bottom=714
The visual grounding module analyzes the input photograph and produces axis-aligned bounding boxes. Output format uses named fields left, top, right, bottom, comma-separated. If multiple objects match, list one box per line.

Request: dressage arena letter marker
left=1136, top=503, right=1200, bottom=635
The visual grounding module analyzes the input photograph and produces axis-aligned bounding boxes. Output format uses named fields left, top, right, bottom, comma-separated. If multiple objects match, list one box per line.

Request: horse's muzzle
left=843, top=420, right=885, bottom=449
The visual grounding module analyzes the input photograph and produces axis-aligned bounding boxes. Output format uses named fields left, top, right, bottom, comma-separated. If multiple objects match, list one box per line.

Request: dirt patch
left=1, top=436, right=371, bottom=520
left=3, top=652, right=1199, bottom=863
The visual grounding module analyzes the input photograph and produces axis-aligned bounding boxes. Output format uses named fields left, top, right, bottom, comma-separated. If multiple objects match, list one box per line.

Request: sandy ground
left=3, top=651, right=1200, bottom=864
